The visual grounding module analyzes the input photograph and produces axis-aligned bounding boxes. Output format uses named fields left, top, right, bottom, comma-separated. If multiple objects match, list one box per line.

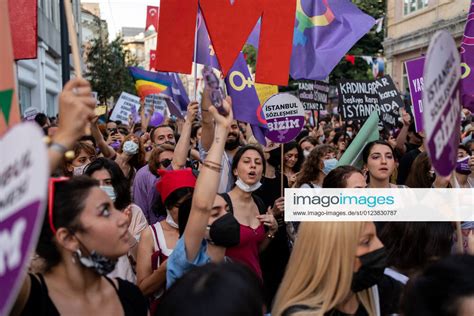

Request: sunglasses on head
left=159, top=159, right=172, bottom=168
left=108, top=128, right=118, bottom=134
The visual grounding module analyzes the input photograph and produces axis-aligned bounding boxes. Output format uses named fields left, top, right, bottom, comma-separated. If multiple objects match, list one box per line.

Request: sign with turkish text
left=262, top=93, right=304, bottom=143
left=337, top=76, right=402, bottom=127
left=405, top=57, right=425, bottom=132
left=297, top=80, right=328, bottom=111
left=0, top=123, right=48, bottom=316
left=109, top=92, right=141, bottom=124
left=422, top=30, right=462, bottom=176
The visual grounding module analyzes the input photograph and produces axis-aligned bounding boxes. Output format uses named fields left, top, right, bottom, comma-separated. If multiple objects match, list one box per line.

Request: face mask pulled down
left=235, top=177, right=262, bottom=192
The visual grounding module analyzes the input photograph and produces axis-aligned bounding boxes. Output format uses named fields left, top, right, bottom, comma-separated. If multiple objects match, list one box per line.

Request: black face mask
left=351, top=247, right=387, bottom=292
left=208, top=212, right=240, bottom=247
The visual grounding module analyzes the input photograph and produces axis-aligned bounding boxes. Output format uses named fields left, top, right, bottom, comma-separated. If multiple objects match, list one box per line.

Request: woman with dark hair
left=294, top=145, right=333, bottom=188
left=115, top=134, right=146, bottom=184
left=323, top=166, right=366, bottom=189
left=379, top=222, right=454, bottom=284
left=12, top=177, right=148, bottom=315
left=298, top=136, right=319, bottom=158
left=405, top=152, right=435, bottom=188
left=136, top=169, right=196, bottom=313
left=332, top=132, right=348, bottom=160
left=363, top=140, right=400, bottom=188
left=157, top=263, right=264, bottom=316
left=62, top=141, right=97, bottom=177
left=282, top=141, right=304, bottom=187
left=84, top=158, right=148, bottom=283
left=222, top=145, right=278, bottom=279
left=402, top=255, right=474, bottom=316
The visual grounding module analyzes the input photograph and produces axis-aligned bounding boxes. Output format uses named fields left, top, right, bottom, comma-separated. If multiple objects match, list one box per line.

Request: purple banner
left=405, top=57, right=425, bottom=132
left=422, top=31, right=462, bottom=176
left=460, top=1, right=474, bottom=112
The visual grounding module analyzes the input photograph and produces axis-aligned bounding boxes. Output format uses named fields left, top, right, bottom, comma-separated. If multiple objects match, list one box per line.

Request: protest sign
left=0, top=123, right=48, bottom=316
left=460, top=2, right=474, bottom=112
left=297, top=80, right=328, bottom=111
left=337, top=75, right=401, bottom=126
left=405, top=57, right=425, bottom=132
left=22, top=107, right=38, bottom=121
left=109, top=92, right=140, bottom=124
left=262, top=93, right=304, bottom=143
left=145, top=94, right=167, bottom=126
left=422, top=30, right=462, bottom=176
left=255, top=83, right=278, bottom=106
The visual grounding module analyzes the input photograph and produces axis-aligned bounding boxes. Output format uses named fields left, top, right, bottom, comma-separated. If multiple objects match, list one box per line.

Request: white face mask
left=235, top=177, right=262, bottom=193
left=123, top=141, right=139, bottom=155
left=347, top=131, right=353, bottom=138
left=73, top=163, right=89, bottom=176
left=303, top=150, right=310, bottom=158
left=166, top=209, right=179, bottom=229
left=100, top=185, right=116, bottom=202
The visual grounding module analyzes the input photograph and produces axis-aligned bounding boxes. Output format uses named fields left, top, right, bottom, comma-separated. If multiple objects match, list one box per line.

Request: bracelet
left=202, top=162, right=222, bottom=173
left=44, top=137, right=75, bottom=160
left=204, top=160, right=222, bottom=168
left=201, top=109, right=209, bottom=112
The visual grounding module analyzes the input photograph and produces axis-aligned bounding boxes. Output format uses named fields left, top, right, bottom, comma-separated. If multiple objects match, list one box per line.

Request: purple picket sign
left=460, top=1, right=474, bottom=112
left=405, top=57, right=425, bottom=132
left=0, top=123, right=48, bottom=316
left=262, top=93, right=305, bottom=144
left=422, top=31, right=462, bottom=176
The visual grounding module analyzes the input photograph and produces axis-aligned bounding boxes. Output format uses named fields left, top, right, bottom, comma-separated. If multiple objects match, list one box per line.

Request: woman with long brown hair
left=294, top=145, right=333, bottom=188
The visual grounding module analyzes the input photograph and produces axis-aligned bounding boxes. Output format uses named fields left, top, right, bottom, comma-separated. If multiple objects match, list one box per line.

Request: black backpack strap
left=251, top=194, right=267, bottom=215
left=218, top=192, right=234, bottom=214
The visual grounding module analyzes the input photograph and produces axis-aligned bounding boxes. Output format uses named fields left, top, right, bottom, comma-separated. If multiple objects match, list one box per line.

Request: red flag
left=145, top=6, right=160, bottom=32
left=8, top=0, right=38, bottom=60
left=1, top=0, right=21, bottom=135
left=149, top=50, right=157, bottom=70
left=345, top=54, right=355, bottom=65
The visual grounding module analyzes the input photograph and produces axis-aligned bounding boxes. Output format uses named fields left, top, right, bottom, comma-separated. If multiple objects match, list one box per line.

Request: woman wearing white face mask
left=136, top=168, right=196, bottom=313
left=84, top=158, right=148, bottom=284
left=295, top=145, right=334, bottom=188
left=115, top=134, right=146, bottom=185
left=63, top=141, right=97, bottom=176
left=220, top=145, right=278, bottom=280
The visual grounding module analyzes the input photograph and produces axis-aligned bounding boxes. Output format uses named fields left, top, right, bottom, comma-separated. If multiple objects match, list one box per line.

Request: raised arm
left=49, top=78, right=95, bottom=173
left=183, top=97, right=233, bottom=262
left=171, top=102, right=198, bottom=170
left=395, top=108, right=411, bottom=155
left=199, top=88, right=215, bottom=151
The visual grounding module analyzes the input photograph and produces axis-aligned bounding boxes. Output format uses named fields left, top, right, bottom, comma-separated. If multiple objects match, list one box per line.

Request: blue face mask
left=323, top=158, right=338, bottom=175
left=100, top=185, right=116, bottom=202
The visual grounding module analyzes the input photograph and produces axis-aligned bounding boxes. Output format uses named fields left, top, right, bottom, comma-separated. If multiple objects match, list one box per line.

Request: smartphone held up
left=202, top=66, right=228, bottom=115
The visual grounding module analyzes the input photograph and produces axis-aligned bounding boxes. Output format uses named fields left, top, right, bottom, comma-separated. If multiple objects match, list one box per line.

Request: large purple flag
left=224, top=53, right=267, bottom=145
left=291, top=0, right=374, bottom=80
left=195, top=12, right=220, bottom=69
left=461, top=1, right=474, bottom=112
left=168, top=72, right=190, bottom=111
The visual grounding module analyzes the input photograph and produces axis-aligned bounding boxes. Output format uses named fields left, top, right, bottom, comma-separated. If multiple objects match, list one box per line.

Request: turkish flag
left=145, top=6, right=160, bottom=32
left=345, top=54, right=356, bottom=65
left=8, top=0, right=38, bottom=60
left=149, top=50, right=157, bottom=70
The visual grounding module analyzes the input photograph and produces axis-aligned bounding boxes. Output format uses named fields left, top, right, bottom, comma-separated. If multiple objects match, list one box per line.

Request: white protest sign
left=0, top=123, right=48, bottom=316
left=23, top=107, right=38, bottom=121
left=422, top=30, right=462, bottom=176
left=109, top=92, right=140, bottom=124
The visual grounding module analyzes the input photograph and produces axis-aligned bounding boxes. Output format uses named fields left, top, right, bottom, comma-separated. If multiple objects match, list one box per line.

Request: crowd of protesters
left=10, top=77, right=474, bottom=316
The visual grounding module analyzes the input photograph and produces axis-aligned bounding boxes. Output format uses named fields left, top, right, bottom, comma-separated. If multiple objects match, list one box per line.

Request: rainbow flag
left=128, top=67, right=172, bottom=99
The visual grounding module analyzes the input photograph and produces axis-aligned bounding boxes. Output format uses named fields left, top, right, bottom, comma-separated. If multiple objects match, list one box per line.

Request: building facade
left=16, top=0, right=82, bottom=117
left=120, top=27, right=147, bottom=69
left=384, top=0, right=470, bottom=93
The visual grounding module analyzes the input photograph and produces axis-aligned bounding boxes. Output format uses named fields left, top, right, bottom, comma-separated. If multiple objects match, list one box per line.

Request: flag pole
left=193, top=16, right=199, bottom=101
left=63, top=0, right=82, bottom=78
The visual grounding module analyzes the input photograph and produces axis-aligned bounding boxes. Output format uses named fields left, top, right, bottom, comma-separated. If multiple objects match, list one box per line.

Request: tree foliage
left=85, top=36, right=138, bottom=104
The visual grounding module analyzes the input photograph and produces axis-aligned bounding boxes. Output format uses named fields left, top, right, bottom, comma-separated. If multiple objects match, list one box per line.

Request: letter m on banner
left=155, top=0, right=296, bottom=86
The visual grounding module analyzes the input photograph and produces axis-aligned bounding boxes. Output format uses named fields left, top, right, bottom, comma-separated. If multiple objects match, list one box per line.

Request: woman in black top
left=11, top=177, right=148, bottom=316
